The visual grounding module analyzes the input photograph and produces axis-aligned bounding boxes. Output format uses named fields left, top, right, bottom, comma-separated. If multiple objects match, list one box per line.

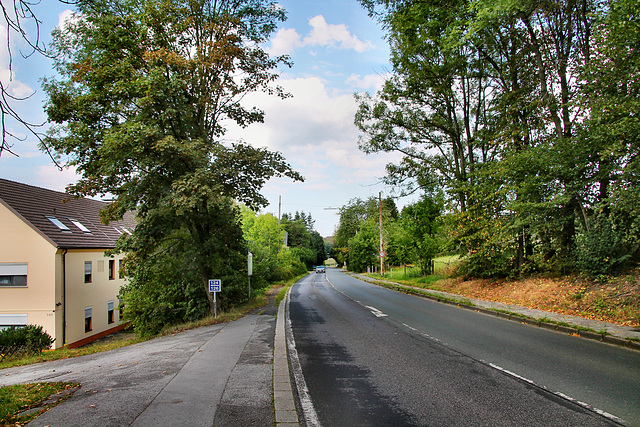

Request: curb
left=351, top=273, right=640, bottom=352
left=273, top=288, right=300, bottom=427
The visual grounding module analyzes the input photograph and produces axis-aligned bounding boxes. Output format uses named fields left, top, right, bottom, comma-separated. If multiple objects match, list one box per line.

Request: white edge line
left=286, top=282, right=322, bottom=427
left=488, top=363, right=625, bottom=424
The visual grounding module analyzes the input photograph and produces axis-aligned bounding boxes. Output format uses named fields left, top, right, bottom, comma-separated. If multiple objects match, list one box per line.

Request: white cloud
left=304, top=15, right=374, bottom=53
left=35, top=164, right=79, bottom=192
left=266, top=15, right=374, bottom=55
left=346, top=73, right=388, bottom=91
left=224, top=76, right=400, bottom=214
left=266, top=28, right=302, bottom=56
left=0, top=24, right=34, bottom=99
left=57, top=9, right=78, bottom=31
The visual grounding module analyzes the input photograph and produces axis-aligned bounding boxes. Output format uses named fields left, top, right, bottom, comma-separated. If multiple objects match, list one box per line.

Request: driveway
left=0, top=314, right=275, bottom=426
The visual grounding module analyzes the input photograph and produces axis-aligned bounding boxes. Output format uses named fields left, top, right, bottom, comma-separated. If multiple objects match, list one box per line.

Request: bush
left=575, top=215, right=632, bottom=277
left=0, top=325, right=54, bottom=361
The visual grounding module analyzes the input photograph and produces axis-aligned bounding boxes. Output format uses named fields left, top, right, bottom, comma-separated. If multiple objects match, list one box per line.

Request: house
left=0, top=178, right=136, bottom=348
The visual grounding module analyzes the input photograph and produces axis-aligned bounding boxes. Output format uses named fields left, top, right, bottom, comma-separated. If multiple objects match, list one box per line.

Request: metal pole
left=277, top=195, right=282, bottom=254
left=214, top=291, right=217, bottom=319
left=379, top=192, right=384, bottom=276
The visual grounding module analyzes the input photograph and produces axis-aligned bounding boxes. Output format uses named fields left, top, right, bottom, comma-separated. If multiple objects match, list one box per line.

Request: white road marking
left=286, top=288, right=322, bottom=427
left=365, top=305, right=388, bottom=317
left=488, top=363, right=624, bottom=424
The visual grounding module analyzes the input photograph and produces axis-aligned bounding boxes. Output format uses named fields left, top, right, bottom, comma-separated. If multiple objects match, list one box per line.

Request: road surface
left=288, top=269, right=640, bottom=426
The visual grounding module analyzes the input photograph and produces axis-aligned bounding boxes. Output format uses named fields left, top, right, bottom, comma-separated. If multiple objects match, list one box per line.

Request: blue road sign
left=208, top=279, right=222, bottom=293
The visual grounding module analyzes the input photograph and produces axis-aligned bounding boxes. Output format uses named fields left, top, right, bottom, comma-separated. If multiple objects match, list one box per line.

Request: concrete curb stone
left=273, top=288, right=300, bottom=426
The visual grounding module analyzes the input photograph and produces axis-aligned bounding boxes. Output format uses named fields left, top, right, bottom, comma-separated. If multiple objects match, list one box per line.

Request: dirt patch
left=249, top=285, right=283, bottom=316
left=435, top=272, right=640, bottom=327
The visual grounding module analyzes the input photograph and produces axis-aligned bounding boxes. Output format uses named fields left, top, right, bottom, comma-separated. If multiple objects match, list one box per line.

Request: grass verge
left=0, top=332, right=143, bottom=370
left=275, top=273, right=307, bottom=307
left=0, top=382, right=78, bottom=426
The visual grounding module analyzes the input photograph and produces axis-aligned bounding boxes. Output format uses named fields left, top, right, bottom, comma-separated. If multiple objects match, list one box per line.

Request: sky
left=0, top=0, right=408, bottom=237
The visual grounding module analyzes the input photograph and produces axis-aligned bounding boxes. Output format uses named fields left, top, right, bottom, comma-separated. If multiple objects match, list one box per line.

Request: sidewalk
left=2, top=315, right=279, bottom=427
left=350, top=272, right=640, bottom=349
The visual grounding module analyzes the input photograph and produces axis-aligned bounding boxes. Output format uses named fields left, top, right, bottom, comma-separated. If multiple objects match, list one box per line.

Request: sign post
left=208, top=279, right=222, bottom=318
left=247, top=252, right=253, bottom=300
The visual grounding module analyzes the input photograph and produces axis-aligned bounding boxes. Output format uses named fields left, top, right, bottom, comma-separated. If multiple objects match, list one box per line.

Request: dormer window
left=69, top=218, right=91, bottom=233
left=45, top=216, right=70, bottom=232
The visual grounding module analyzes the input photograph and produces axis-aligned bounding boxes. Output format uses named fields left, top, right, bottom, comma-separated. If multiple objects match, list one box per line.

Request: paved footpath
left=1, top=314, right=283, bottom=426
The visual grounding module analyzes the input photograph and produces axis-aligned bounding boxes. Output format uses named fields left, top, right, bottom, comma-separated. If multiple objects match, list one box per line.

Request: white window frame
left=0, top=263, right=28, bottom=287
left=0, top=314, right=27, bottom=331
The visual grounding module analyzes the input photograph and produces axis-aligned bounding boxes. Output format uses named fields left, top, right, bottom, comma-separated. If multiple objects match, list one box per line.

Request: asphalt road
left=288, top=269, right=640, bottom=426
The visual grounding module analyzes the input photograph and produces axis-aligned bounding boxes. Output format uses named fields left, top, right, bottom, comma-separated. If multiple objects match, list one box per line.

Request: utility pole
left=379, top=191, right=384, bottom=276
left=277, top=195, right=282, bottom=254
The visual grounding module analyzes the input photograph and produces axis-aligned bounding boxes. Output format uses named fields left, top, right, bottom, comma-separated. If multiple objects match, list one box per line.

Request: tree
left=356, top=0, right=494, bottom=212
left=280, top=211, right=327, bottom=268
left=332, top=196, right=398, bottom=269
left=44, top=0, right=303, bottom=318
left=359, top=0, right=639, bottom=277
left=399, top=194, right=443, bottom=274
left=241, top=207, right=307, bottom=287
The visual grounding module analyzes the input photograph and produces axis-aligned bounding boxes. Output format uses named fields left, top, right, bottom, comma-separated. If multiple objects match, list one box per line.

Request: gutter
left=62, top=248, right=67, bottom=346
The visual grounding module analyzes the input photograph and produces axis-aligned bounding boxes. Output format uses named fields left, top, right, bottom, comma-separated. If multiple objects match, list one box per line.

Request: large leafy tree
left=332, top=196, right=398, bottom=269
left=356, top=0, right=494, bottom=212
left=44, top=0, right=302, bottom=316
left=359, top=0, right=639, bottom=277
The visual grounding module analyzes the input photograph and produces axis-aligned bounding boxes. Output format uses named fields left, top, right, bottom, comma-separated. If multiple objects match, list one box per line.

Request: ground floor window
left=85, top=307, right=92, bottom=332
left=108, top=301, right=114, bottom=324
left=0, top=313, right=27, bottom=331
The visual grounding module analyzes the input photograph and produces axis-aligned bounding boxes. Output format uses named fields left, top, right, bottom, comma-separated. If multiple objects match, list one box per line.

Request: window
left=84, top=261, right=92, bottom=283
left=118, top=259, right=124, bottom=279
left=45, top=216, right=70, bottom=231
left=107, top=301, right=115, bottom=324
left=69, top=218, right=91, bottom=233
left=0, top=263, right=28, bottom=287
left=0, top=314, right=27, bottom=331
left=108, top=260, right=115, bottom=280
left=85, top=307, right=92, bottom=332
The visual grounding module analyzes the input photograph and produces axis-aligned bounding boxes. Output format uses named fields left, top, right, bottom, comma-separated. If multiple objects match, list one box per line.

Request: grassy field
left=367, top=256, right=640, bottom=327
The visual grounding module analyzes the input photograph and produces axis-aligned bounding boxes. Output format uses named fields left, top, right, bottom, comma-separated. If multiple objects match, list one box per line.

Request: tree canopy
left=43, top=0, right=303, bottom=318
left=356, top=0, right=640, bottom=277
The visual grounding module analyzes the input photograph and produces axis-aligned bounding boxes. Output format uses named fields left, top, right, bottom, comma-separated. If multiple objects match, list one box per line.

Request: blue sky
left=0, top=0, right=407, bottom=237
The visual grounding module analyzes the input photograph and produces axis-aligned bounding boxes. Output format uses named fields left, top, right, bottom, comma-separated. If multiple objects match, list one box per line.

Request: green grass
left=275, top=273, right=307, bottom=307
left=0, top=382, right=79, bottom=425
left=0, top=332, right=144, bottom=370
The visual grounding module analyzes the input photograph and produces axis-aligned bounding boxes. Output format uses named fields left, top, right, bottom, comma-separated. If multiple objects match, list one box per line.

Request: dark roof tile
left=0, top=178, right=136, bottom=249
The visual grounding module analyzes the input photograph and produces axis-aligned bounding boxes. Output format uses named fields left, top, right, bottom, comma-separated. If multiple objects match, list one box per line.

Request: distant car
left=316, top=266, right=326, bottom=273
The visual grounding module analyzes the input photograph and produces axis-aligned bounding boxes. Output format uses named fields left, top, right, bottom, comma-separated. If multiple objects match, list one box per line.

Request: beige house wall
left=0, top=203, right=59, bottom=344
left=1, top=203, right=128, bottom=349
left=64, top=249, right=126, bottom=347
